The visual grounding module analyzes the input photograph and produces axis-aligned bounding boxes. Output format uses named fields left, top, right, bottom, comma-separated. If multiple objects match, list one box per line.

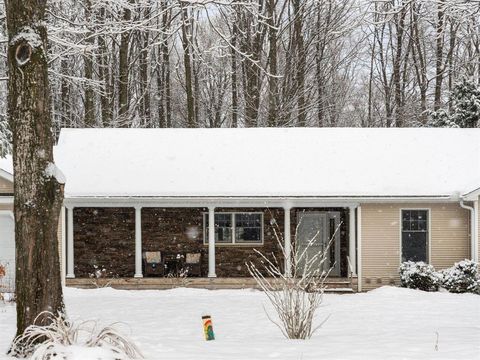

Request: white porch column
left=61, top=207, right=66, bottom=286
left=357, top=206, right=362, bottom=292
left=66, top=206, right=75, bottom=279
left=134, top=206, right=143, bottom=278
left=208, top=206, right=216, bottom=278
left=348, top=206, right=357, bottom=275
left=284, top=206, right=292, bottom=277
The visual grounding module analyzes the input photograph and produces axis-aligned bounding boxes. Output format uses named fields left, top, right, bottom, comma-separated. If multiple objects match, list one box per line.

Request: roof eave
left=63, top=194, right=455, bottom=208
left=463, top=186, right=480, bottom=201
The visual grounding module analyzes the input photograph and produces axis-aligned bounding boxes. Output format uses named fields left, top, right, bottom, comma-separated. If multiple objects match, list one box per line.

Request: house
left=1, top=128, right=479, bottom=292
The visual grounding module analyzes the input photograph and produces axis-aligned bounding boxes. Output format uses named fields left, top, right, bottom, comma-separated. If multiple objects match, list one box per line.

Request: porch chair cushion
left=185, top=253, right=201, bottom=264
left=145, top=251, right=162, bottom=264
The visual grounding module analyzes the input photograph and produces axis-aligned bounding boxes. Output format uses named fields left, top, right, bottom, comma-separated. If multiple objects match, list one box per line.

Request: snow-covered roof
left=54, top=128, right=480, bottom=198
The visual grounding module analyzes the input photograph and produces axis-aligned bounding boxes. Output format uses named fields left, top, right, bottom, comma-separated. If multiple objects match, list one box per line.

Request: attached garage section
left=0, top=211, right=15, bottom=291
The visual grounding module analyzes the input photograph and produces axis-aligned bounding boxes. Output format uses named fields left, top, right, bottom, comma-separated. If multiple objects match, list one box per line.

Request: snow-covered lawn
left=0, top=286, right=479, bottom=359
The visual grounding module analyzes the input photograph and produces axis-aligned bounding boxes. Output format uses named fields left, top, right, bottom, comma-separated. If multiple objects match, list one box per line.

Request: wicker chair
left=143, top=251, right=165, bottom=277
left=184, top=252, right=202, bottom=277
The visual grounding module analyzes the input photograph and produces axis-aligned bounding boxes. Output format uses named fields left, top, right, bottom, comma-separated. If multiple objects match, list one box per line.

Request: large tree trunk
left=6, top=0, right=65, bottom=353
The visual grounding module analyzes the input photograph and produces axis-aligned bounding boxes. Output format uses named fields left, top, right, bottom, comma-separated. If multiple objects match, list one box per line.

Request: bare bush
left=10, top=311, right=143, bottom=359
left=247, top=217, right=341, bottom=339
left=0, top=261, right=15, bottom=297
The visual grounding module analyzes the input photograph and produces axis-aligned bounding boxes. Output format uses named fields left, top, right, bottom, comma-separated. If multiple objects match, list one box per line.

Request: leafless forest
left=0, top=0, right=479, bottom=146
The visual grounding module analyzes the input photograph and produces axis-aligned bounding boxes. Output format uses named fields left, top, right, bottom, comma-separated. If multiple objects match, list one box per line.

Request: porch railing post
left=208, top=206, right=216, bottom=278
left=284, top=206, right=292, bottom=277
left=66, top=206, right=75, bottom=279
left=134, top=206, right=143, bottom=278
left=349, top=206, right=357, bottom=275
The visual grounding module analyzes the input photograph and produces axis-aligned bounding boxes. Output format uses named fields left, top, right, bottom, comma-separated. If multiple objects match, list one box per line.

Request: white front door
left=297, top=211, right=341, bottom=277
left=0, top=213, right=15, bottom=291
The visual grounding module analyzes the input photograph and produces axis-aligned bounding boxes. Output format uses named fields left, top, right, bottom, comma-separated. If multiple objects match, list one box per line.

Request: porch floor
left=66, top=276, right=358, bottom=292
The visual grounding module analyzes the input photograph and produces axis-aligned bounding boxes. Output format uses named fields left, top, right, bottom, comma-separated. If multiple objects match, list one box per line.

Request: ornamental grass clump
left=10, top=311, right=143, bottom=359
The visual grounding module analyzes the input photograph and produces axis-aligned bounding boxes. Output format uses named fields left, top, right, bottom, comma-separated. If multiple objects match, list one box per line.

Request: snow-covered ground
left=0, top=286, right=479, bottom=359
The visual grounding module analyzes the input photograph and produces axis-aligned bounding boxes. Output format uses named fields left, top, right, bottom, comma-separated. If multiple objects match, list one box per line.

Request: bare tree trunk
left=267, top=0, right=277, bottom=127
left=164, top=44, right=172, bottom=128
left=434, top=1, right=445, bottom=111
left=98, top=22, right=112, bottom=126
left=292, top=0, right=306, bottom=126
left=139, top=25, right=151, bottom=126
left=157, top=0, right=171, bottom=128
left=118, top=5, right=131, bottom=124
left=83, top=0, right=95, bottom=127
left=410, top=1, right=428, bottom=123
left=392, top=3, right=407, bottom=127
left=181, top=4, right=195, bottom=127
left=447, top=21, right=457, bottom=112
left=367, top=31, right=376, bottom=126
left=60, top=58, right=72, bottom=127
left=230, top=16, right=239, bottom=128
left=6, top=0, right=65, bottom=352
left=238, top=2, right=265, bottom=128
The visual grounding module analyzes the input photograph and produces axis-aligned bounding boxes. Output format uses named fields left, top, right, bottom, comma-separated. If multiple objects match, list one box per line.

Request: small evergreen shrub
left=439, top=260, right=480, bottom=294
left=399, top=261, right=440, bottom=292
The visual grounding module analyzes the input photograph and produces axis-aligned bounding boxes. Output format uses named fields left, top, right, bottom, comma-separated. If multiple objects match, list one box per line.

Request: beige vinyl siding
left=0, top=176, right=13, bottom=193
left=430, top=204, right=470, bottom=269
left=0, top=203, right=13, bottom=211
left=361, top=203, right=470, bottom=291
left=477, top=196, right=480, bottom=264
left=1, top=197, right=63, bottom=281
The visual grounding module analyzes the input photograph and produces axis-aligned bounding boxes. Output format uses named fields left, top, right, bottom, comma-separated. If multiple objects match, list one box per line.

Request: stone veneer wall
left=73, top=207, right=135, bottom=277
left=72, top=206, right=348, bottom=278
left=141, top=207, right=206, bottom=273
left=141, top=207, right=285, bottom=277
left=213, top=208, right=284, bottom=277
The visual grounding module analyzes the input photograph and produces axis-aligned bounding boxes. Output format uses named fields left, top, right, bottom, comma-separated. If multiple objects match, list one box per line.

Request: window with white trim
left=401, top=210, right=428, bottom=262
left=204, top=212, right=263, bottom=245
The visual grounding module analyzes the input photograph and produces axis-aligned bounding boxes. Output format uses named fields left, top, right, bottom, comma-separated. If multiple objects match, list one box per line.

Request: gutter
left=460, top=198, right=478, bottom=262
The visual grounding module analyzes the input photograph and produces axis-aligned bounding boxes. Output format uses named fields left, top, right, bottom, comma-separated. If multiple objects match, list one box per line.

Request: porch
left=63, top=198, right=360, bottom=291
left=66, top=276, right=358, bottom=292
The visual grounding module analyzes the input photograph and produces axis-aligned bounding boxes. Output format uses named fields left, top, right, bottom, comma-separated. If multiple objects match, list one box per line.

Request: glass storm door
left=297, top=212, right=341, bottom=277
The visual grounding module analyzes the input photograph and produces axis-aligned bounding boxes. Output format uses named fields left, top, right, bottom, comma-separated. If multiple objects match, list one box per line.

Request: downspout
left=460, top=198, right=477, bottom=262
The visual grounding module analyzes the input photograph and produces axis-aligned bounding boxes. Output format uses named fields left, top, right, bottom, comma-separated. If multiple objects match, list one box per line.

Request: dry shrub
left=247, top=216, right=340, bottom=339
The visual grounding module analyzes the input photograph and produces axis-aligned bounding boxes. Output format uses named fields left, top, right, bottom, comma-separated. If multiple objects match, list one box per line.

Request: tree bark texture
left=6, top=0, right=65, bottom=351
